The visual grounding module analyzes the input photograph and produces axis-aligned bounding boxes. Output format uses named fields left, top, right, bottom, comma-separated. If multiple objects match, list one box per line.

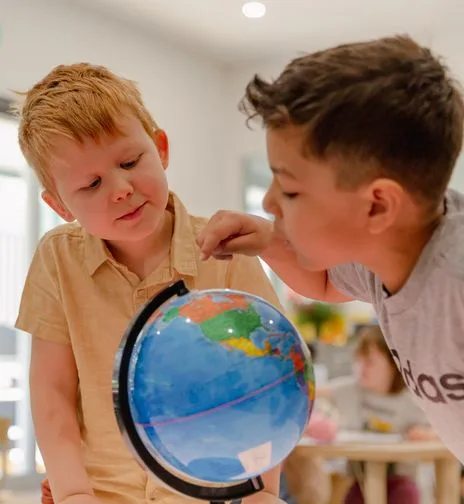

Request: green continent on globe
left=160, top=294, right=310, bottom=375
left=200, top=305, right=261, bottom=342
left=162, top=306, right=179, bottom=323
left=161, top=295, right=271, bottom=357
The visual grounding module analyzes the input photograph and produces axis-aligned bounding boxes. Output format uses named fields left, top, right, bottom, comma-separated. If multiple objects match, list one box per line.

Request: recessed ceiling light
left=242, top=1, right=266, bottom=19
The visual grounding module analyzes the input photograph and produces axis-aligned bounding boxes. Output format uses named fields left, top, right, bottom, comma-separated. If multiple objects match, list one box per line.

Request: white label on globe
left=238, top=441, right=272, bottom=474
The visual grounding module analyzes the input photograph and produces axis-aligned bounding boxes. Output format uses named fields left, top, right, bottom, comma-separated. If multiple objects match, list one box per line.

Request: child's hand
left=41, top=479, right=53, bottom=504
left=405, top=425, right=438, bottom=441
left=197, top=211, right=273, bottom=261
left=305, top=413, right=338, bottom=443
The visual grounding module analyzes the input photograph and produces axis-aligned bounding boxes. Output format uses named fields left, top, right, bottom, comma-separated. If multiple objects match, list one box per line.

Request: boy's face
left=263, top=126, right=372, bottom=270
left=42, top=115, right=169, bottom=245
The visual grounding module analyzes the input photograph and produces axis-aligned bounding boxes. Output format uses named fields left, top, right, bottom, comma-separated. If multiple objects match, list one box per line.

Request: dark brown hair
left=240, top=35, right=464, bottom=209
left=355, top=325, right=405, bottom=394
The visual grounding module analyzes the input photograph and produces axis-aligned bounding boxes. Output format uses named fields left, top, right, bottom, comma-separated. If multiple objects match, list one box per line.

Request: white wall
left=0, top=0, right=231, bottom=216
left=223, top=58, right=288, bottom=210
left=223, top=36, right=464, bottom=203
left=3, top=0, right=464, bottom=216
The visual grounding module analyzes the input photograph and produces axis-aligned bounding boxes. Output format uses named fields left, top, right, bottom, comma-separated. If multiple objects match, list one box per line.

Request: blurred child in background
left=283, top=326, right=437, bottom=504
left=318, top=325, right=437, bottom=504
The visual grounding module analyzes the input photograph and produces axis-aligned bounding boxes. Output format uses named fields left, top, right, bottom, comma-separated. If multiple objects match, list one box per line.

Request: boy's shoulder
left=435, top=188, right=464, bottom=280
left=36, top=221, right=86, bottom=257
left=40, top=221, right=85, bottom=239
left=24, top=222, right=89, bottom=290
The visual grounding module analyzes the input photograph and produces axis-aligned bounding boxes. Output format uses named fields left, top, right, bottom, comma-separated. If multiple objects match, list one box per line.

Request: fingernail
left=199, top=252, right=207, bottom=261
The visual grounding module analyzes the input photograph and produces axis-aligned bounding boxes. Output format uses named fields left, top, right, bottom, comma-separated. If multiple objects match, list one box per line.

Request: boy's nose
left=263, top=183, right=282, bottom=219
left=111, top=176, right=134, bottom=202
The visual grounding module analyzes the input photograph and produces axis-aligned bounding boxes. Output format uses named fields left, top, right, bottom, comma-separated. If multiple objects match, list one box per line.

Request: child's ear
left=152, top=129, right=169, bottom=169
left=363, top=179, right=403, bottom=235
left=41, top=191, right=75, bottom=222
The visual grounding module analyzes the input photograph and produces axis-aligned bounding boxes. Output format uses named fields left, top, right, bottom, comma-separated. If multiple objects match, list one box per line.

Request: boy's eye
left=86, top=177, right=101, bottom=190
left=120, top=154, right=142, bottom=170
left=282, top=192, right=298, bottom=199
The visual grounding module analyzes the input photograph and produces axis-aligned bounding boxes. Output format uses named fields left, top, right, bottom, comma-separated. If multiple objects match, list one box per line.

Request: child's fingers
left=198, top=215, right=244, bottom=259
left=41, top=479, right=54, bottom=504
left=212, top=234, right=259, bottom=257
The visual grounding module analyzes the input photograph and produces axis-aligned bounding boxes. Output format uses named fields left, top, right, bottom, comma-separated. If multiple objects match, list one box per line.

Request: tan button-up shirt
left=16, top=193, right=282, bottom=504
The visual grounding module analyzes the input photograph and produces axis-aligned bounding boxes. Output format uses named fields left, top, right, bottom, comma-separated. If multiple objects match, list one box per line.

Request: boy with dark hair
left=198, top=35, right=464, bottom=462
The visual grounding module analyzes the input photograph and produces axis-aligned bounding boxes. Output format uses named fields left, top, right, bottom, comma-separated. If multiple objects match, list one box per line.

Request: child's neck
left=364, top=385, right=389, bottom=396
left=363, top=209, right=443, bottom=296
left=107, top=211, right=174, bottom=280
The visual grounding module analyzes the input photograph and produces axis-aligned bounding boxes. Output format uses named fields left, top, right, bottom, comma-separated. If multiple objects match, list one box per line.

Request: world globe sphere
left=113, top=280, right=315, bottom=501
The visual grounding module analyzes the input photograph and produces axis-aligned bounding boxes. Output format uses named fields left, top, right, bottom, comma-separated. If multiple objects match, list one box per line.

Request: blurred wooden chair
left=329, top=473, right=353, bottom=504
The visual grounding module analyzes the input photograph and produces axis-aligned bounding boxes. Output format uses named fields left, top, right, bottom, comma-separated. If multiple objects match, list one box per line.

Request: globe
left=113, top=280, right=315, bottom=501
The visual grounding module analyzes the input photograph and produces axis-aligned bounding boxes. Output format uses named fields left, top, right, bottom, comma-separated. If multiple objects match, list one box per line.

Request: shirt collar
left=84, top=192, right=198, bottom=278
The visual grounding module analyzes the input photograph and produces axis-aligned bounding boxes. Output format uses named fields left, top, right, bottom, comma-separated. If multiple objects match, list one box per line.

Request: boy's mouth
left=118, top=202, right=146, bottom=220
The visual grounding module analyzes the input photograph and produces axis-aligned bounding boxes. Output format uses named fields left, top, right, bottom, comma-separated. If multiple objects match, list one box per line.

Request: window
left=0, top=174, right=27, bottom=326
left=0, top=110, right=63, bottom=483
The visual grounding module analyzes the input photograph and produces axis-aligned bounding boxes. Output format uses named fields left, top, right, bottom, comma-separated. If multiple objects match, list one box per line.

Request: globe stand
left=113, top=280, right=265, bottom=502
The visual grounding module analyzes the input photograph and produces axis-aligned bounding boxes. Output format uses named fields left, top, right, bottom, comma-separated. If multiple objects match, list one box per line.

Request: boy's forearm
left=32, top=388, right=93, bottom=501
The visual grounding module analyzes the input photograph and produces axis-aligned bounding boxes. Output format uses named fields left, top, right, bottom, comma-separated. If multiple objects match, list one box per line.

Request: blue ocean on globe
left=128, top=289, right=315, bottom=484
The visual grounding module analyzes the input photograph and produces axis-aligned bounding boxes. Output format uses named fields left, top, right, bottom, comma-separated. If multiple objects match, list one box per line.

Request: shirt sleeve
left=225, top=255, right=283, bottom=311
left=15, top=233, right=70, bottom=344
left=328, top=263, right=377, bottom=303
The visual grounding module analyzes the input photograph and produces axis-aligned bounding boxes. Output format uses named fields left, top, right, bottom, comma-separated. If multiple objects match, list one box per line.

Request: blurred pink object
left=305, top=412, right=337, bottom=442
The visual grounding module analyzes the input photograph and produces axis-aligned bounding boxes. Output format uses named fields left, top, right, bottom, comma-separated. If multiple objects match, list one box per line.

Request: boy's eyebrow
left=270, top=166, right=296, bottom=179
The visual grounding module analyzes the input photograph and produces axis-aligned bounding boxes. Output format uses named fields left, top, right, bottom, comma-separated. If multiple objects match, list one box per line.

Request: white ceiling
left=72, top=0, right=464, bottom=64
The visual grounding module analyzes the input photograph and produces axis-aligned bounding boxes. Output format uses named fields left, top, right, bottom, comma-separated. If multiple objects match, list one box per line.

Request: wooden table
left=296, top=437, right=460, bottom=504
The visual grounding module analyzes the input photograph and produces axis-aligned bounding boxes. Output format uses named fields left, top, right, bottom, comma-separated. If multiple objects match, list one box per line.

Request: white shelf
left=0, top=388, right=24, bottom=403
